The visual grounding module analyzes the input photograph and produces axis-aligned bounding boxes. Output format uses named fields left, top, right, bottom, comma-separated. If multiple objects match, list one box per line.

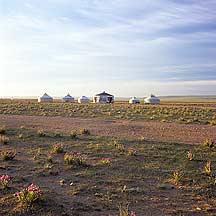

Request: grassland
left=0, top=100, right=216, bottom=125
left=1, top=100, right=216, bottom=215
left=1, top=125, right=216, bottom=215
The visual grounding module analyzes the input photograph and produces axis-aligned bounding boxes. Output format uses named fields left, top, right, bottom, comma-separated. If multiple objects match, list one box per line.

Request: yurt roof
left=95, top=91, right=113, bottom=97
left=79, top=96, right=89, bottom=100
left=145, top=95, right=160, bottom=101
left=131, top=97, right=139, bottom=100
left=63, top=94, right=74, bottom=99
left=150, top=94, right=156, bottom=98
left=146, top=94, right=159, bottom=99
left=40, top=93, right=52, bottom=99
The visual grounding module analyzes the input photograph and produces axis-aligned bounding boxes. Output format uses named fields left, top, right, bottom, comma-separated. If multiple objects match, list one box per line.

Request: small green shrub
left=203, top=139, right=214, bottom=148
left=0, top=174, right=11, bottom=189
left=18, top=134, right=24, bottom=139
left=54, top=132, right=62, bottom=138
left=0, top=126, right=6, bottom=134
left=127, top=148, right=137, bottom=156
left=118, top=202, right=136, bottom=216
left=52, top=143, right=64, bottom=154
left=169, top=170, right=183, bottom=185
left=64, top=152, right=87, bottom=166
left=70, top=130, right=78, bottom=139
left=80, top=128, right=90, bottom=135
left=209, top=120, right=216, bottom=126
left=37, top=129, right=46, bottom=137
left=116, top=143, right=125, bottom=153
left=100, top=157, right=112, bottom=166
left=15, top=183, right=42, bottom=206
left=0, top=135, right=10, bottom=144
left=47, top=154, right=53, bottom=163
left=187, top=151, right=194, bottom=161
left=2, top=150, right=16, bottom=161
left=204, top=161, right=211, bottom=176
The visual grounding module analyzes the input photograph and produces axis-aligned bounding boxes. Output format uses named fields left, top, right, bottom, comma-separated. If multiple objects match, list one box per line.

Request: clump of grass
left=37, top=129, right=46, bottom=137
left=47, top=154, right=53, bottom=163
left=118, top=202, right=136, bottom=216
left=209, top=120, right=216, bottom=126
left=70, top=130, right=78, bottom=139
left=0, top=125, right=6, bottom=134
left=18, top=134, right=24, bottom=139
left=118, top=203, right=129, bottom=216
left=169, top=170, right=183, bottom=185
left=139, top=136, right=145, bottom=142
left=52, top=143, right=64, bottom=154
left=54, top=132, right=62, bottom=138
left=80, top=128, right=90, bottom=135
left=0, top=135, right=10, bottom=144
left=2, top=150, right=16, bottom=161
left=32, top=148, right=42, bottom=160
left=116, top=143, right=125, bottom=153
left=112, top=139, right=126, bottom=153
left=187, top=151, right=194, bottom=161
left=203, top=139, right=214, bottom=148
left=64, top=152, right=87, bottom=166
left=100, top=157, right=112, bottom=166
left=59, top=179, right=66, bottom=186
left=127, top=148, right=137, bottom=156
left=204, top=161, right=211, bottom=176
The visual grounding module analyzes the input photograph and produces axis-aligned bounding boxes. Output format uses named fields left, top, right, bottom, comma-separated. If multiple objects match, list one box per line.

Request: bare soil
left=0, top=114, right=215, bottom=144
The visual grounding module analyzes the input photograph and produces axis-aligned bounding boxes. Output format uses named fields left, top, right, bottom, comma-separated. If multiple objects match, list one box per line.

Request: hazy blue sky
left=0, top=0, right=216, bottom=97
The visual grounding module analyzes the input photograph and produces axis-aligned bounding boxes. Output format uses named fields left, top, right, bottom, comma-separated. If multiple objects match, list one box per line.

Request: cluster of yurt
left=38, top=92, right=160, bottom=105
left=128, top=95, right=160, bottom=104
left=38, top=91, right=115, bottom=104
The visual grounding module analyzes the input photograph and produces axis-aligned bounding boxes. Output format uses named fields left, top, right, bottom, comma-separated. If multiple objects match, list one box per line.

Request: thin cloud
left=0, top=0, right=215, bottom=96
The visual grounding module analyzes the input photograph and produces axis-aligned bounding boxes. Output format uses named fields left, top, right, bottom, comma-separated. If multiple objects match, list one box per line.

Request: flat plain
left=1, top=99, right=216, bottom=215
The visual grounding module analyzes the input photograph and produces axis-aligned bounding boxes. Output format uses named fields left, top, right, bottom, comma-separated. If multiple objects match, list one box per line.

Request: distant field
left=0, top=99, right=216, bottom=125
left=160, top=95, right=216, bottom=103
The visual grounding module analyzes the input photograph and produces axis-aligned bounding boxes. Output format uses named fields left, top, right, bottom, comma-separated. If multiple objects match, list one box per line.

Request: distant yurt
left=62, top=94, right=74, bottom=103
left=78, top=96, right=89, bottom=103
left=93, top=91, right=114, bottom=103
left=144, top=94, right=160, bottom=104
left=129, top=97, right=140, bottom=104
left=38, top=93, right=53, bottom=103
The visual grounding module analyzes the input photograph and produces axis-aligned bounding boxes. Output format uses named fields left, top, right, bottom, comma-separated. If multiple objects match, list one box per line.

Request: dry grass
left=0, top=100, right=216, bottom=125
left=1, top=125, right=216, bottom=215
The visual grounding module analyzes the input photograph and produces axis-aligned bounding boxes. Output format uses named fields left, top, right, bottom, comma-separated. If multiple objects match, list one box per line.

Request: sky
left=0, top=0, right=216, bottom=97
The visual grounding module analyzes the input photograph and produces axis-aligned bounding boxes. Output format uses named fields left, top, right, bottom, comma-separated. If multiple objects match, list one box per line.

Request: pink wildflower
left=27, top=183, right=41, bottom=194
left=0, top=175, right=11, bottom=181
left=0, top=175, right=11, bottom=188
left=131, top=211, right=137, bottom=216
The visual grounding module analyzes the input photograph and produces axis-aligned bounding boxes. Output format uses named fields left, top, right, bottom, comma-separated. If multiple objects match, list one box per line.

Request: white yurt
left=38, top=93, right=53, bottom=103
left=78, top=96, right=89, bottom=103
left=144, top=94, right=160, bottom=104
left=93, top=91, right=114, bottom=103
left=129, top=97, right=140, bottom=104
left=62, top=94, right=74, bottom=103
